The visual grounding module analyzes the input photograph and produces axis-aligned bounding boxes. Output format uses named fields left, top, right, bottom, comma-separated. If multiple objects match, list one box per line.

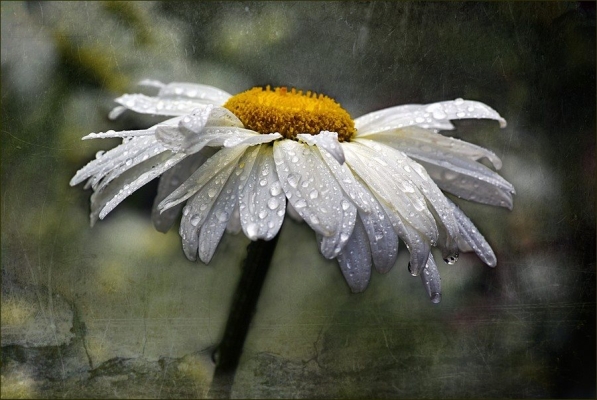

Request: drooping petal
left=297, top=131, right=345, bottom=164
left=355, top=182, right=399, bottom=274
left=98, top=152, right=187, bottom=220
left=70, top=136, right=161, bottom=187
left=93, top=141, right=168, bottom=192
left=355, top=99, right=506, bottom=135
left=343, top=142, right=438, bottom=243
left=88, top=151, right=171, bottom=225
left=197, top=146, right=261, bottom=263
left=336, top=218, right=372, bottom=293
left=447, top=199, right=497, bottom=267
left=226, top=203, right=242, bottom=234
left=420, top=253, right=442, bottom=303
left=158, top=145, right=248, bottom=211
left=274, top=140, right=356, bottom=258
left=239, top=146, right=286, bottom=240
left=151, top=150, right=215, bottom=233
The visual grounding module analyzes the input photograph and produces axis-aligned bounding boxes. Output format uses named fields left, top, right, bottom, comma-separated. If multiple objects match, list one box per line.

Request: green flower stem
left=208, top=234, right=280, bottom=399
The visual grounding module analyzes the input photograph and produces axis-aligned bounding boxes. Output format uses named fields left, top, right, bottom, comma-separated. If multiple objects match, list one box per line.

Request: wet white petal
left=204, top=107, right=244, bottom=128
left=448, top=199, right=497, bottom=267
left=420, top=253, right=442, bottom=303
left=355, top=99, right=506, bottom=134
left=239, top=146, right=286, bottom=240
left=336, top=218, right=372, bottom=293
left=70, top=136, right=161, bottom=187
left=93, top=141, right=168, bottom=192
left=108, top=106, right=127, bottom=120
left=315, top=145, right=371, bottom=213
left=363, top=125, right=503, bottom=169
left=355, top=182, right=399, bottom=274
left=88, top=151, right=170, bottom=225
left=274, top=140, right=356, bottom=258
left=150, top=81, right=232, bottom=105
left=115, top=94, right=211, bottom=116
left=98, top=153, right=187, bottom=220
left=225, top=203, right=242, bottom=234
left=179, top=105, right=214, bottom=134
left=297, top=131, right=345, bottom=164
left=151, top=150, right=214, bottom=233
left=159, top=145, right=248, bottom=211
left=223, top=132, right=281, bottom=148
left=343, top=141, right=438, bottom=243
left=196, top=147, right=260, bottom=263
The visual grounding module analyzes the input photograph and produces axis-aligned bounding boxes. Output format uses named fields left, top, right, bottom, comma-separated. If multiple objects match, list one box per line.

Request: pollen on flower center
left=223, top=86, right=356, bottom=141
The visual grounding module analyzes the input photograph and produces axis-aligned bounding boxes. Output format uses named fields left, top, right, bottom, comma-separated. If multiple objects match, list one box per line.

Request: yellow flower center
left=223, top=86, right=355, bottom=141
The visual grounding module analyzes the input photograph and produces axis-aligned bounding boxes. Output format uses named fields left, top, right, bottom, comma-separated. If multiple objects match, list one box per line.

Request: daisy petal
left=420, top=253, right=442, bottom=303
left=356, top=185, right=399, bottom=274
left=226, top=203, right=242, bottom=234
left=297, top=131, right=345, bottom=164
left=336, top=218, right=372, bottom=293
left=179, top=105, right=214, bottom=134
left=448, top=199, right=497, bottom=267
left=151, top=150, right=214, bottom=233
left=98, top=153, right=187, bottom=220
left=151, top=81, right=232, bottom=105
left=313, top=145, right=371, bottom=213
left=88, top=151, right=171, bottom=225
left=108, top=106, right=127, bottom=120
left=355, top=99, right=506, bottom=134
left=223, top=132, right=281, bottom=148
left=363, top=125, right=503, bottom=169
left=239, top=146, right=286, bottom=240
left=343, top=142, right=438, bottom=242
left=158, top=145, right=247, bottom=211
left=178, top=162, right=238, bottom=261
left=416, top=157, right=515, bottom=209
left=377, top=198, right=431, bottom=276
left=115, top=94, right=210, bottom=116
left=197, top=147, right=260, bottom=263
left=70, top=136, right=160, bottom=187
left=204, top=107, right=244, bottom=128
left=274, top=140, right=357, bottom=258
left=93, top=141, right=168, bottom=192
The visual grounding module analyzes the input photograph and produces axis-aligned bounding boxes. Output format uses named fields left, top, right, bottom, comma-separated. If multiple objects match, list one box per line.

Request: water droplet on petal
left=443, top=253, right=459, bottom=265
left=216, top=210, right=229, bottom=222
left=341, top=200, right=350, bottom=211
left=190, top=215, right=200, bottom=226
left=295, top=199, right=307, bottom=209
left=258, top=210, right=268, bottom=219
left=309, top=190, right=319, bottom=199
left=267, top=198, right=279, bottom=210
left=207, top=188, right=217, bottom=198
left=269, top=182, right=282, bottom=196
left=430, top=292, right=441, bottom=304
left=287, top=173, right=300, bottom=188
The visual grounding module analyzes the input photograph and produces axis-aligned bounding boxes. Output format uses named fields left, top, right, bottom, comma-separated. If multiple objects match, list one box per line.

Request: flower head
left=71, top=79, right=514, bottom=302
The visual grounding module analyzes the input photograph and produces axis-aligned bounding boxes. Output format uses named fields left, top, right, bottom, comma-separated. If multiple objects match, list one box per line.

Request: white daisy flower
left=71, top=80, right=514, bottom=302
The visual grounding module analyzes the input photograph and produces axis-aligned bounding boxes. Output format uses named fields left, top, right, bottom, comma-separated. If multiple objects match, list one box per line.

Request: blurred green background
left=1, top=1, right=595, bottom=398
